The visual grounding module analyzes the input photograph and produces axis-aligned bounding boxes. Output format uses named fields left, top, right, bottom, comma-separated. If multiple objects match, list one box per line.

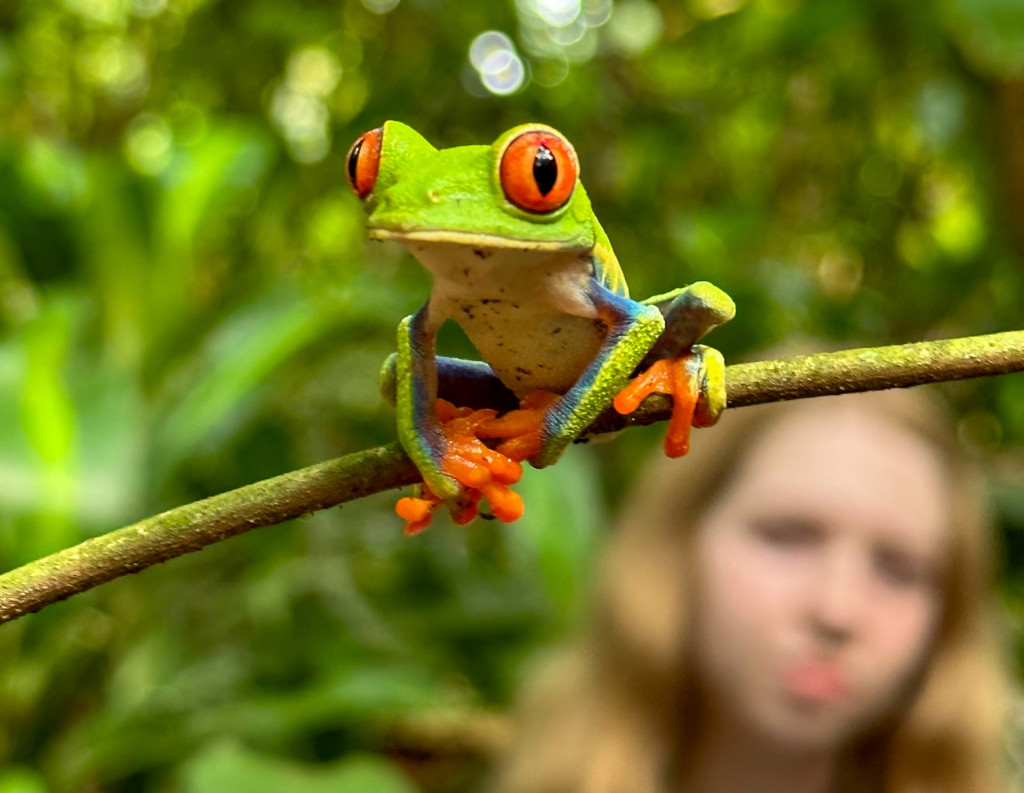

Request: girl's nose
left=806, top=547, right=869, bottom=647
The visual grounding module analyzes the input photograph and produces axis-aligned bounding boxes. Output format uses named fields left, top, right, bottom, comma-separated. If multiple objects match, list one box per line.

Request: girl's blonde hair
left=491, top=387, right=1012, bottom=793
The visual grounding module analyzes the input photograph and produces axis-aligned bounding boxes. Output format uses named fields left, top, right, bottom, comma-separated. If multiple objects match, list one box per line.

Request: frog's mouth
left=367, top=227, right=583, bottom=252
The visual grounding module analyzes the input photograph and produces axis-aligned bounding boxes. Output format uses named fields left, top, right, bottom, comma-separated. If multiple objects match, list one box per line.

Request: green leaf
left=182, top=741, right=417, bottom=793
left=14, top=298, right=80, bottom=559
left=0, top=768, right=49, bottom=793
left=151, top=288, right=329, bottom=473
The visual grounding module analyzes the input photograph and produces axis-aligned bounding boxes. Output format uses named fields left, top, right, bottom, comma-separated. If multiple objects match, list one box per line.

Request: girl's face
left=691, top=400, right=948, bottom=751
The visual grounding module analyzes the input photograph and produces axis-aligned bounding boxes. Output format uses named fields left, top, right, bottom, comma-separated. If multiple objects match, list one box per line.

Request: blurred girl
left=490, top=388, right=1013, bottom=793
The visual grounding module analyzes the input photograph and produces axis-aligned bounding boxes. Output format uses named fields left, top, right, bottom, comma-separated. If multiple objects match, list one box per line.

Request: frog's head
left=346, top=121, right=602, bottom=252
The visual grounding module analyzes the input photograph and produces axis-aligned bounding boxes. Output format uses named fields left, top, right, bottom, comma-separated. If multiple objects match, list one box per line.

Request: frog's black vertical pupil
left=348, top=138, right=363, bottom=184
left=533, top=144, right=557, bottom=196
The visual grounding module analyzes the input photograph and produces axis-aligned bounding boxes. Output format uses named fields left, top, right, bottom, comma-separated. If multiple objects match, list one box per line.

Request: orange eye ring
left=347, top=127, right=382, bottom=199
left=498, top=128, right=577, bottom=214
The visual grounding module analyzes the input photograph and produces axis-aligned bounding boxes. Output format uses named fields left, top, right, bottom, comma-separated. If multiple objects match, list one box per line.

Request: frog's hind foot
left=395, top=398, right=526, bottom=534
left=397, top=481, right=483, bottom=535
left=477, top=390, right=560, bottom=462
left=612, top=345, right=726, bottom=458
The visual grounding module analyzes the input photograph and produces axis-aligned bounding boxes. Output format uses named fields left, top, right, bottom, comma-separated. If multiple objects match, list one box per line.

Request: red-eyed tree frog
left=347, top=122, right=735, bottom=533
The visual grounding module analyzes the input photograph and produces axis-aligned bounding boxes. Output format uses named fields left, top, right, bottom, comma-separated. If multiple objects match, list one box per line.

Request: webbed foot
left=396, top=399, right=526, bottom=534
left=478, top=390, right=560, bottom=463
left=612, top=344, right=726, bottom=457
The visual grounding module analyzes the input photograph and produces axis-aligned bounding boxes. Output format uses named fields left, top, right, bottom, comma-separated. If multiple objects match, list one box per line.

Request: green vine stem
left=1, top=330, right=1022, bottom=626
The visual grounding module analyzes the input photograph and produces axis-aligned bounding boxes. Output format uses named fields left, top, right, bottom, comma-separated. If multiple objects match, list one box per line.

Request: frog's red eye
left=499, top=129, right=577, bottom=213
left=347, top=127, right=382, bottom=199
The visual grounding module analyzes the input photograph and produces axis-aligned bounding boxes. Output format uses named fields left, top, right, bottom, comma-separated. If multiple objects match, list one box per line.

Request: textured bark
left=0, top=330, right=1022, bottom=626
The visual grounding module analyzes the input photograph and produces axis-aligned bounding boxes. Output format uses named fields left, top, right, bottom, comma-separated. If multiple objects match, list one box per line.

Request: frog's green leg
left=394, top=307, right=526, bottom=530
left=640, top=281, right=735, bottom=365
left=532, top=280, right=665, bottom=468
left=395, top=305, right=463, bottom=504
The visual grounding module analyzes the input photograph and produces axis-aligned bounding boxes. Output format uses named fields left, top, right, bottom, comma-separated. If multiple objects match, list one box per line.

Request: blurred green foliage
left=1, top=0, right=1024, bottom=790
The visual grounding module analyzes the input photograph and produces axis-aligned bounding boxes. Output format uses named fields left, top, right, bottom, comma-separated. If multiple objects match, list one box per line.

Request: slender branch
left=1, top=330, right=1022, bottom=626
left=588, top=330, right=1024, bottom=434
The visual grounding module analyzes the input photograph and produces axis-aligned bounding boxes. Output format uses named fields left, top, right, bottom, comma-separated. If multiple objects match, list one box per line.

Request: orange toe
left=482, top=482, right=525, bottom=523
left=613, top=359, right=671, bottom=415
left=615, top=357, right=699, bottom=458
left=495, top=432, right=543, bottom=462
left=479, top=390, right=558, bottom=463
left=397, top=495, right=439, bottom=535
left=443, top=452, right=492, bottom=490
left=435, top=398, right=476, bottom=423
left=478, top=390, right=557, bottom=437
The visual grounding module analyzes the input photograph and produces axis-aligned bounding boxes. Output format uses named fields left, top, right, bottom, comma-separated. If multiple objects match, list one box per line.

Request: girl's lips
left=781, top=661, right=849, bottom=704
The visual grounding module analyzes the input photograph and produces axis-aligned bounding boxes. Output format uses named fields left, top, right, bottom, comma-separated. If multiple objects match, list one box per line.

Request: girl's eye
left=751, top=516, right=823, bottom=547
left=347, top=127, right=383, bottom=199
left=874, top=546, right=930, bottom=588
left=498, top=129, right=577, bottom=213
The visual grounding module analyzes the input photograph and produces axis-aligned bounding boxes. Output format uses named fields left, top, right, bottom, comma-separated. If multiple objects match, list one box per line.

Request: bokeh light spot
left=691, top=0, right=747, bottom=19
left=125, top=114, right=174, bottom=176
left=287, top=47, right=342, bottom=98
left=816, top=249, right=863, bottom=300
left=582, top=0, right=613, bottom=26
left=606, top=0, right=662, bottom=55
left=77, top=36, right=148, bottom=98
left=270, top=47, right=343, bottom=164
left=131, top=0, right=167, bottom=18
left=271, top=86, right=331, bottom=163
left=548, top=16, right=588, bottom=46
left=481, top=51, right=526, bottom=95
left=515, top=0, right=610, bottom=62
left=470, top=31, right=516, bottom=71
left=63, top=0, right=125, bottom=25
left=932, top=199, right=983, bottom=259
left=468, top=31, right=526, bottom=95
left=915, top=81, right=965, bottom=149
left=958, top=410, right=1003, bottom=454
left=533, top=0, right=582, bottom=27
left=531, top=55, right=570, bottom=87
left=361, top=0, right=401, bottom=13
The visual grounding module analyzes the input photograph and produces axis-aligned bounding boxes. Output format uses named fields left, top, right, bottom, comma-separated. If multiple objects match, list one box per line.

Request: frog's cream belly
left=409, top=240, right=607, bottom=398
left=448, top=302, right=605, bottom=395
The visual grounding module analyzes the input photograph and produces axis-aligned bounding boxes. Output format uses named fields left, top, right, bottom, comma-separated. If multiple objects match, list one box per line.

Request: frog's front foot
left=396, top=399, right=525, bottom=534
left=612, top=344, right=726, bottom=457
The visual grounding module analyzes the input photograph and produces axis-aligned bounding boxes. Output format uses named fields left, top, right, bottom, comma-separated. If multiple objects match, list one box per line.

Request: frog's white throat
left=399, top=238, right=595, bottom=313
